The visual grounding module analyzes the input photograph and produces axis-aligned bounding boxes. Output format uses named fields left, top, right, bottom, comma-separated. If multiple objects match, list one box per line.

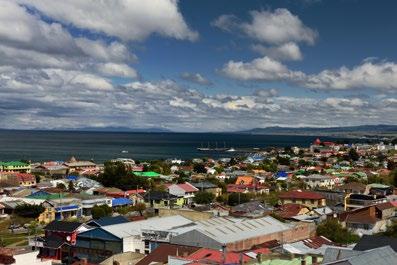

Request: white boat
left=121, top=150, right=128, bottom=153
left=226, top=147, right=236, bottom=152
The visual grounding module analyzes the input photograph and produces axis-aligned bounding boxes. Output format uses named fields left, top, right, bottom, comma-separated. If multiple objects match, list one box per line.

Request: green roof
left=0, top=161, right=30, bottom=167
left=132, top=171, right=160, bottom=178
left=27, top=193, right=64, bottom=200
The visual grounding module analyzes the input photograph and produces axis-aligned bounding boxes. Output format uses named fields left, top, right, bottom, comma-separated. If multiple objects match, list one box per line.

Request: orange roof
left=235, top=176, right=254, bottom=185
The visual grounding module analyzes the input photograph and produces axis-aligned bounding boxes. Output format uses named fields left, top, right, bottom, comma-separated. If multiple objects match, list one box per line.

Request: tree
left=133, top=203, right=146, bottom=216
left=56, top=182, right=66, bottom=190
left=193, top=163, right=207, bottom=174
left=348, top=148, right=360, bottom=161
left=317, top=219, right=359, bottom=244
left=193, top=191, right=215, bottom=204
left=227, top=192, right=250, bottom=206
left=68, top=180, right=75, bottom=192
left=391, top=169, right=397, bottom=187
left=382, top=221, right=397, bottom=237
left=91, top=204, right=112, bottom=219
left=14, top=204, right=45, bottom=218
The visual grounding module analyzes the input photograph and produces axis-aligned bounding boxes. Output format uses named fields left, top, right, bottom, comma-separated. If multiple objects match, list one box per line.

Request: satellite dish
left=66, top=236, right=71, bottom=242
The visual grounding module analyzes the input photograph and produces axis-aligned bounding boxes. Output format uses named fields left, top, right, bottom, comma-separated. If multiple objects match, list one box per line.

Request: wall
left=225, top=222, right=316, bottom=252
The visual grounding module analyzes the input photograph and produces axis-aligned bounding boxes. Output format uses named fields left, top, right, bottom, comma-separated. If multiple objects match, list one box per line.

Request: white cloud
left=96, top=63, right=138, bottom=78
left=19, top=0, right=198, bottom=41
left=222, top=56, right=397, bottom=91
left=251, top=42, right=302, bottom=61
left=221, top=56, right=304, bottom=82
left=242, top=9, right=317, bottom=45
left=211, top=14, right=239, bottom=32
left=180, top=72, right=212, bottom=85
left=303, top=60, right=397, bottom=90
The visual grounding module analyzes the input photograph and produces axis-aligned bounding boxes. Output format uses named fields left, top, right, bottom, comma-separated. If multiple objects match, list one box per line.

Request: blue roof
left=111, top=198, right=132, bottom=207
left=66, top=175, right=78, bottom=181
left=276, top=171, right=288, bottom=177
left=77, top=227, right=121, bottom=241
left=87, top=216, right=129, bottom=227
left=56, top=205, right=80, bottom=212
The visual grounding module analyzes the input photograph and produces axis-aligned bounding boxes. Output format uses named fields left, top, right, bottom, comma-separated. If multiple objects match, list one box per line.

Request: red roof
left=14, top=173, right=35, bottom=182
left=178, top=183, right=199, bottom=193
left=186, top=248, right=251, bottom=264
left=302, top=236, right=334, bottom=249
left=276, top=203, right=307, bottom=219
left=279, top=190, right=324, bottom=200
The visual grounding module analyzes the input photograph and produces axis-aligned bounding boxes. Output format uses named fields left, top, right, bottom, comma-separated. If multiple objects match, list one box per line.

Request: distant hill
left=239, top=125, right=397, bottom=137
left=0, top=127, right=173, bottom=133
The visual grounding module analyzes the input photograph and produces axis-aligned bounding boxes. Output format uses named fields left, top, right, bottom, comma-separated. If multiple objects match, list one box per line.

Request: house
left=322, top=246, right=397, bottom=265
left=73, top=215, right=195, bottom=262
left=282, top=235, right=335, bottom=256
left=275, top=203, right=310, bottom=219
left=230, top=201, right=273, bottom=218
left=335, top=182, right=366, bottom=194
left=135, top=244, right=199, bottom=265
left=86, top=216, right=129, bottom=227
left=40, top=198, right=82, bottom=222
left=32, top=162, right=68, bottom=176
left=333, top=202, right=395, bottom=235
left=0, top=161, right=31, bottom=173
left=29, top=221, right=86, bottom=262
left=298, top=174, right=335, bottom=189
left=344, top=193, right=388, bottom=210
left=143, top=191, right=184, bottom=211
left=191, top=182, right=222, bottom=197
left=11, top=173, right=36, bottom=187
left=166, top=182, right=199, bottom=205
left=279, top=190, right=326, bottom=209
left=353, top=234, right=397, bottom=252
left=63, top=157, right=97, bottom=173
left=71, top=193, right=112, bottom=217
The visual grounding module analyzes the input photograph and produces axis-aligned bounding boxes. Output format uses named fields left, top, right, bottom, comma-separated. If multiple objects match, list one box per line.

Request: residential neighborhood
left=0, top=138, right=396, bottom=264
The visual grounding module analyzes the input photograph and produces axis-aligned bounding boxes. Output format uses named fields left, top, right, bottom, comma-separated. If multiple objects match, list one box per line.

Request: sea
left=0, top=130, right=362, bottom=163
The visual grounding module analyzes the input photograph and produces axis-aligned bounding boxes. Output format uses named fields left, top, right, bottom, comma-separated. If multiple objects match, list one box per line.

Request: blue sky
left=0, top=0, right=396, bottom=131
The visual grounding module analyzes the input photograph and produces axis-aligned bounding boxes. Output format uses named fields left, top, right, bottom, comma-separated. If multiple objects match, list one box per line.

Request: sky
left=0, top=0, right=397, bottom=132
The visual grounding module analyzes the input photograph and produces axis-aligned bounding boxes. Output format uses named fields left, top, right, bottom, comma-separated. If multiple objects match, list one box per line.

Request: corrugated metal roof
left=102, top=215, right=194, bottom=238
left=195, top=216, right=292, bottom=244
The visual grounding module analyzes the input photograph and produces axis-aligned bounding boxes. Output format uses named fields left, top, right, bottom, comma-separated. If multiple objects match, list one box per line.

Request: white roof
left=194, top=216, right=292, bottom=244
left=102, top=215, right=194, bottom=238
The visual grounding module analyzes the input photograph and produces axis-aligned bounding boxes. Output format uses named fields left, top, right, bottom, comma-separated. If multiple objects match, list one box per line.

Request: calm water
left=0, top=130, right=354, bottom=162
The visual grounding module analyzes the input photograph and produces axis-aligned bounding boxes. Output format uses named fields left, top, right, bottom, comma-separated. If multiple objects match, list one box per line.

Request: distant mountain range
left=238, top=125, right=397, bottom=137
left=0, top=126, right=173, bottom=133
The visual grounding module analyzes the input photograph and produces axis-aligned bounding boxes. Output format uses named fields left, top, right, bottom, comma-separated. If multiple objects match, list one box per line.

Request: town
left=0, top=138, right=396, bottom=265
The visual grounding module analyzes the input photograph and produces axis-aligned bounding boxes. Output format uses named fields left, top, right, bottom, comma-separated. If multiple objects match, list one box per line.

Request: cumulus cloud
left=180, top=72, right=212, bottom=85
left=251, top=42, right=302, bottom=61
left=242, top=9, right=317, bottom=45
left=18, top=0, right=198, bottom=41
left=96, top=63, right=138, bottom=78
left=212, top=9, right=316, bottom=61
left=0, top=67, right=395, bottom=131
left=221, top=56, right=305, bottom=82
left=222, top=56, right=397, bottom=91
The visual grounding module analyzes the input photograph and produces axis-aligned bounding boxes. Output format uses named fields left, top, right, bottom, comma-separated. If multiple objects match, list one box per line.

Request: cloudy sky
left=0, top=0, right=396, bottom=132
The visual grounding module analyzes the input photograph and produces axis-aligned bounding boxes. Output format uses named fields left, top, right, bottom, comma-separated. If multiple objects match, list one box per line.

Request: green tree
left=132, top=203, right=146, bottom=216
left=193, top=163, right=207, bottom=174
left=14, top=204, right=45, bottom=218
left=317, top=219, right=359, bottom=244
left=68, top=180, right=75, bottom=192
left=227, top=192, right=250, bottom=206
left=193, top=191, right=215, bottom=204
left=56, top=182, right=66, bottom=190
left=391, top=169, right=397, bottom=187
left=348, top=148, right=360, bottom=161
left=91, top=204, right=112, bottom=219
